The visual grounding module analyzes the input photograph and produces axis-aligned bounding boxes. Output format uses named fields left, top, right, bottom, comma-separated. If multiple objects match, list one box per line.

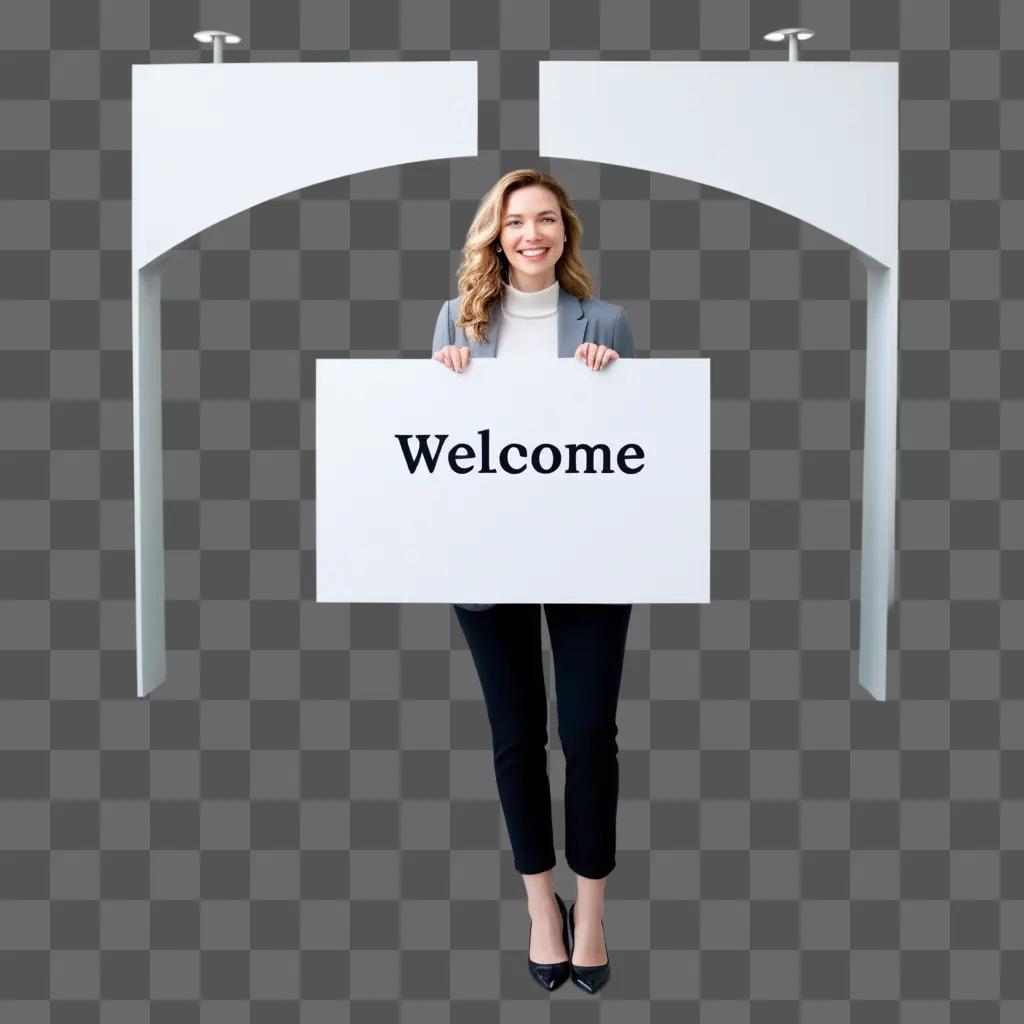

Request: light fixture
left=763, top=27, right=815, bottom=62
left=193, top=30, right=242, bottom=64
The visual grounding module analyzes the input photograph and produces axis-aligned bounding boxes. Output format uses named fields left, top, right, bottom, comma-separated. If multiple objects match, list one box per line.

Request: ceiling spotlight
left=193, top=30, right=242, bottom=64
left=763, top=27, right=816, bottom=61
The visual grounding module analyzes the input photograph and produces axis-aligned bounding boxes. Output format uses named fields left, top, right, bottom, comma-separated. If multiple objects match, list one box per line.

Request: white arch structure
left=132, top=62, right=478, bottom=696
left=540, top=62, right=898, bottom=701
left=133, top=59, right=898, bottom=700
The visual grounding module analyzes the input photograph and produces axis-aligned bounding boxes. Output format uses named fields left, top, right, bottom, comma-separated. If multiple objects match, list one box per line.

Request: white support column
left=133, top=262, right=168, bottom=696
left=858, top=260, right=900, bottom=700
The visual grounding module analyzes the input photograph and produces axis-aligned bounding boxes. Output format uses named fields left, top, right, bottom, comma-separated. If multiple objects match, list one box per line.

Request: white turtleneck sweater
left=496, top=280, right=559, bottom=358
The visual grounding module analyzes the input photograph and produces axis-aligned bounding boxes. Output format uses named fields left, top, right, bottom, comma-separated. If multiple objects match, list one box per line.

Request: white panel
left=316, top=360, right=710, bottom=605
left=132, top=61, right=477, bottom=270
left=539, top=61, right=898, bottom=268
left=538, top=60, right=900, bottom=698
left=132, top=61, right=478, bottom=695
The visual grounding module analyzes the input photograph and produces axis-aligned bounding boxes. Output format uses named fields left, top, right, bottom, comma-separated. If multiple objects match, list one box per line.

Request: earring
left=496, top=245, right=502, bottom=253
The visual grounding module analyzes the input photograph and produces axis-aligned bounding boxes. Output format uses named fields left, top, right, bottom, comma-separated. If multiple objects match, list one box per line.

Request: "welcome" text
left=394, top=429, right=646, bottom=475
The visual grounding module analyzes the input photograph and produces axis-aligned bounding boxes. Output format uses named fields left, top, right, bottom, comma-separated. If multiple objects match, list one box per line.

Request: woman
left=431, top=169, right=635, bottom=994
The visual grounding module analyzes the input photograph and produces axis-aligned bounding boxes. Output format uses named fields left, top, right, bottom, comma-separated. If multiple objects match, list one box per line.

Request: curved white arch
left=540, top=61, right=899, bottom=700
left=133, top=59, right=897, bottom=701
left=132, top=62, right=477, bottom=271
left=539, top=61, right=897, bottom=268
left=132, top=62, right=477, bottom=696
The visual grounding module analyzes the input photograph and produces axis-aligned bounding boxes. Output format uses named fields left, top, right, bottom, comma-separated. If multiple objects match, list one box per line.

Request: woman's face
left=498, top=185, right=566, bottom=291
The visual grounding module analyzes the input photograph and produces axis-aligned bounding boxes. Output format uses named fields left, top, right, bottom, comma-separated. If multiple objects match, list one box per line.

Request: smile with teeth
left=518, top=247, right=549, bottom=258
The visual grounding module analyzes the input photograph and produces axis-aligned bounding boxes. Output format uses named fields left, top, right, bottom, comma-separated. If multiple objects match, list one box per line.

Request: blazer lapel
left=557, top=288, right=587, bottom=357
left=482, top=300, right=502, bottom=355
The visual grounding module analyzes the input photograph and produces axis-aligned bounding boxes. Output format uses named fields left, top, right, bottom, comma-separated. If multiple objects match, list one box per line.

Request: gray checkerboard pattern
left=1, top=0, right=1021, bottom=1018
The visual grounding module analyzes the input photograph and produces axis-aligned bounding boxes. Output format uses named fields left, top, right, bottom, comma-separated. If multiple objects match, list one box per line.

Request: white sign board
left=316, top=360, right=709, bottom=605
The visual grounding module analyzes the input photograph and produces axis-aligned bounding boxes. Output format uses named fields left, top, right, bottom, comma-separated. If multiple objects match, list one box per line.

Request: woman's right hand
left=433, top=345, right=472, bottom=373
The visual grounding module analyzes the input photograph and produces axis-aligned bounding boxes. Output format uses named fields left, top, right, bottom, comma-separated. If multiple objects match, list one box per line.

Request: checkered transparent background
left=2, top=0, right=1023, bottom=1019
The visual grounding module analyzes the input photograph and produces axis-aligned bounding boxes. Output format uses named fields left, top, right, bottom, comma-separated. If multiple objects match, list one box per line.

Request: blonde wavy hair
left=455, top=169, right=593, bottom=344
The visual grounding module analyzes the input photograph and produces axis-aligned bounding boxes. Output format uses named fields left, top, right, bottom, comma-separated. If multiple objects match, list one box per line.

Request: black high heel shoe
left=568, top=901, right=611, bottom=994
left=527, top=891, right=571, bottom=992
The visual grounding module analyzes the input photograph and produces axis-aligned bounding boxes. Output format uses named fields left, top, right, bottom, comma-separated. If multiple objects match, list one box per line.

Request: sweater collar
left=502, top=280, right=559, bottom=318
left=482, top=287, right=587, bottom=357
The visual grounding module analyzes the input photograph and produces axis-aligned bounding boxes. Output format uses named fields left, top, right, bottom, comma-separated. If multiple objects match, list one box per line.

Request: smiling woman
left=452, top=168, right=594, bottom=347
left=426, top=168, right=634, bottom=993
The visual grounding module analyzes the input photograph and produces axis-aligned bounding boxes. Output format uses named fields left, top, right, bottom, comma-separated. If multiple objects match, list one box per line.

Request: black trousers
left=454, top=602, right=632, bottom=880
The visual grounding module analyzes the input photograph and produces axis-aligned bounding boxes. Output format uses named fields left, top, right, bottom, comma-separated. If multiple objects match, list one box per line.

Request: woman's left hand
left=575, top=343, right=619, bottom=371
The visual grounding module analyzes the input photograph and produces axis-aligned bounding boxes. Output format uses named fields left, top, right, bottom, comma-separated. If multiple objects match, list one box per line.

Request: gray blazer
left=432, top=286, right=635, bottom=361
left=431, top=286, right=636, bottom=612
